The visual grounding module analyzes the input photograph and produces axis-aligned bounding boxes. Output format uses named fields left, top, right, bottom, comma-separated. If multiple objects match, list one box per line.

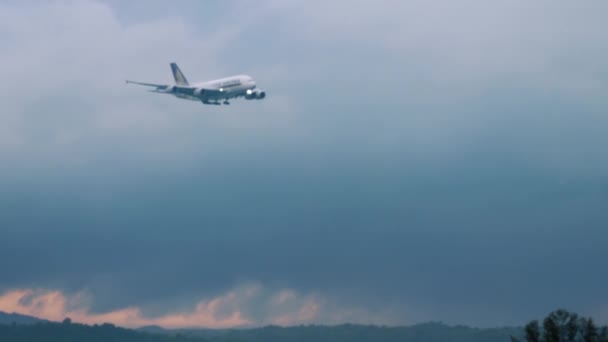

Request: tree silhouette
left=599, top=326, right=608, bottom=342
left=524, top=320, right=540, bottom=342
left=513, top=309, right=608, bottom=342
left=542, top=313, right=561, bottom=342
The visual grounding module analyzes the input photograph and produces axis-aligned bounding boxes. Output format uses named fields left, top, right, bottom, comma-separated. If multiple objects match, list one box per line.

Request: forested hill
left=0, top=321, right=200, bottom=342
left=0, top=311, right=47, bottom=325
left=167, top=323, right=521, bottom=342
left=0, top=320, right=522, bottom=342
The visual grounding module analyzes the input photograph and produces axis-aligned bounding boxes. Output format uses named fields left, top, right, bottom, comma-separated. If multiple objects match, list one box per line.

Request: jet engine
left=193, top=88, right=206, bottom=97
left=245, top=89, right=266, bottom=100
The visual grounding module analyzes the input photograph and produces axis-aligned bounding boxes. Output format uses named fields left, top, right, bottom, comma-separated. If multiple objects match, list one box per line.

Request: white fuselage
left=175, top=75, right=257, bottom=102
left=126, top=63, right=266, bottom=105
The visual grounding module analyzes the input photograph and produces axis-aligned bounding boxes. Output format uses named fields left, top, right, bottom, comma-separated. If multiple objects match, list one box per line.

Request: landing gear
left=202, top=99, right=226, bottom=105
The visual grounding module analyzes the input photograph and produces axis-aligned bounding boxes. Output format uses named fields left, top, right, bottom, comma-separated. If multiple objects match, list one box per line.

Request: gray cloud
left=1, top=0, right=607, bottom=328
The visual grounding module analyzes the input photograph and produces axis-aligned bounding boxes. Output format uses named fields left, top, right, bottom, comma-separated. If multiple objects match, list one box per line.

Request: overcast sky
left=1, top=0, right=607, bottom=329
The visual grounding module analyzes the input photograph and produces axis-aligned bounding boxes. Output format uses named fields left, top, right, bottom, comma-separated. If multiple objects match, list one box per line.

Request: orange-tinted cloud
left=0, top=285, right=391, bottom=328
left=271, top=298, right=321, bottom=326
left=0, top=288, right=249, bottom=328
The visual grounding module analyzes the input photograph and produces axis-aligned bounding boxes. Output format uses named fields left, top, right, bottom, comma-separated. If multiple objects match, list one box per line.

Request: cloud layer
left=1, top=0, right=608, bottom=327
left=0, top=288, right=244, bottom=328
left=0, top=285, right=392, bottom=328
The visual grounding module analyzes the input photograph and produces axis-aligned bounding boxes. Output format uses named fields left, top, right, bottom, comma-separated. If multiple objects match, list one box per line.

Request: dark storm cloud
left=1, top=0, right=608, bottom=327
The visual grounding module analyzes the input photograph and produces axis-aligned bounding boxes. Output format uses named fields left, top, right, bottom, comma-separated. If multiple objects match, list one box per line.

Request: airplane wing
left=126, top=80, right=171, bottom=90
left=173, top=86, right=224, bottom=97
left=127, top=80, right=224, bottom=97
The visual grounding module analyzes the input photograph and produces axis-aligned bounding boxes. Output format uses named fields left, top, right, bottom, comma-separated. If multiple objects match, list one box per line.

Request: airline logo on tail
left=170, top=62, right=189, bottom=86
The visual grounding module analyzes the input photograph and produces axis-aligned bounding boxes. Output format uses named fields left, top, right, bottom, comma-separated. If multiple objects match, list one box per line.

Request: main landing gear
left=202, top=99, right=230, bottom=105
left=202, top=100, right=221, bottom=105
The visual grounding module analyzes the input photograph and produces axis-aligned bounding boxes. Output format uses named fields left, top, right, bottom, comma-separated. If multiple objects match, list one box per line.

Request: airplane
left=126, top=63, right=266, bottom=105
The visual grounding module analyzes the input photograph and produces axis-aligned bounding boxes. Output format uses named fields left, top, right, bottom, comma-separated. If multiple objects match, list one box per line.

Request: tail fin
left=170, top=63, right=189, bottom=86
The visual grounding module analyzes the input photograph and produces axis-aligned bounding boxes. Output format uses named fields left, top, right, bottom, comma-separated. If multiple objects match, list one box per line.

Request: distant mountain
left=137, top=325, right=168, bottom=334
left=0, top=320, right=200, bottom=342
left=2, top=312, right=524, bottom=341
left=0, top=311, right=48, bottom=325
left=143, top=322, right=523, bottom=342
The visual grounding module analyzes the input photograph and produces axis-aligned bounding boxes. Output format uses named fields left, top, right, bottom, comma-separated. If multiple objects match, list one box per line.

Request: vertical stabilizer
left=170, top=63, right=189, bottom=86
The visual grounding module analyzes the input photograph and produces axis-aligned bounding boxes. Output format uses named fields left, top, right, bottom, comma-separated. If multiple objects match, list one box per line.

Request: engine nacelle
left=245, top=89, right=266, bottom=100
left=193, top=88, right=206, bottom=97
left=245, top=89, right=257, bottom=100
